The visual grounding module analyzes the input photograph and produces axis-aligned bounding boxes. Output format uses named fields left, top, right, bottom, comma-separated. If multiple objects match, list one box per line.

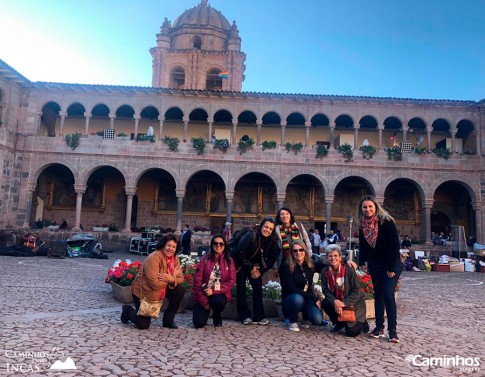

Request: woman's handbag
left=337, top=306, right=356, bottom=322
left=137, top=284, right=162, bottom=319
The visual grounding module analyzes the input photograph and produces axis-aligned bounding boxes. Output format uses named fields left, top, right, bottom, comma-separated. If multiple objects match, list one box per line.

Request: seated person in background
left=401, top=235, right=411, bottom=248
left=321, top=244, right=369, bottom=337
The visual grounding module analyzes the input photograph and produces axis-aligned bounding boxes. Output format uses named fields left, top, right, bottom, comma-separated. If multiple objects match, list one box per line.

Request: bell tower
left=150, top=1, right=246, bottom=91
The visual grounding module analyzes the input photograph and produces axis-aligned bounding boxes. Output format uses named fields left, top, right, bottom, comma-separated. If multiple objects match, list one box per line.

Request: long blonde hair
left=358, top=195, right=395, bottom=225
left=286, top=240, right=314, bottom=273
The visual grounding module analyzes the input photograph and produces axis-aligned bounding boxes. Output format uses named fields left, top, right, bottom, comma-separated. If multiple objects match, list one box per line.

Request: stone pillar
left=225, top=190, right=234, bottom=224
left=280, top=122, right=287, bottom=146
left=133, top=115, right=140, bottom=138
left=473, top=130, right=481, bottom=156
left=305, top=121, right=311, bottom=147
left=158, top=116, right=164, bottom=140
left=109, top=113, right=116, bottom=130
left=232, top=118, right=238, bottom=145
left=123, top=186, right=137, bottom=233
left=22, top=183, right=37, bottom=228
left=448, top=128, right=456, bottom=153
left=183, top=117, right=189, bottom=142
left=83, top=112, right=92, bottom=137
left=353, top=124, right=360, bottom=149
left=256, top=121, right=262, bottom=146
left=472, top=201, right=483, bottom=243
left=175, top=189, right=186, bottom=233
left=0, top=103, right=7, bottom=126
left=276, top=193, right=286, bottom=210
left=72, top=185, right=86, bottom=231
left=402, top=125, right=409, bottom=143
left=59, top=111, right=67, bottom=136
left=426, top=127, right=433, bottom=150
left=329, top=124, right=336, bottom=149
left=207, top=118, right=214, bottom=141
left=423, top=200, right=433, bottom=245
left=377, top=125, right=384, bottom=149
left=35, top=112, right=42, bottom=134
left=324, top=195, right=334, bottom=234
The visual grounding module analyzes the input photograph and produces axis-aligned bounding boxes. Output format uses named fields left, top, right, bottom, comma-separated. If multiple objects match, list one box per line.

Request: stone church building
left=0, top=0, right=483, bottom=245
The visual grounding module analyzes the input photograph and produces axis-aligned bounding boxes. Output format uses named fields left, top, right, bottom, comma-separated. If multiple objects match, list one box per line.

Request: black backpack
left=228, top=225, right=258, bottom=253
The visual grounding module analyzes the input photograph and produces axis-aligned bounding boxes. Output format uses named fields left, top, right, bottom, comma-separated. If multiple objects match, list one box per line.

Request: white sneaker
left=243, top=318, right=253, bottom=325
left=257, top=318, right=270, bottom=325
left=289, top=323, right=300, bottom=332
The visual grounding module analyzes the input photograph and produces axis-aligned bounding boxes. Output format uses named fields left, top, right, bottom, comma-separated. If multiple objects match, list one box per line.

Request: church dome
left=173, top=1, right=230, bottom=31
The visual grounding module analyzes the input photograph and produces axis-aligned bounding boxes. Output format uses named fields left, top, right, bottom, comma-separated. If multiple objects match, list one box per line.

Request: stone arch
left=131, top=164, right=179, bottom=189
left=227, top=166, right=279, bottom=192
left=79, top=162, right=129, bottom=187
left=29, top=161, right=77, bottom=187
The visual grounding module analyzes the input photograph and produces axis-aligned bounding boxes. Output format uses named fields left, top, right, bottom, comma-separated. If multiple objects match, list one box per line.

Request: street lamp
left=347, top=215, right=353, bottom=261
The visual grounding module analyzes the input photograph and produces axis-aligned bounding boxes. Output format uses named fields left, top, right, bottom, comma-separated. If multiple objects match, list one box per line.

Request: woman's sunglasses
left=212, top=242, right=225, bottom=247
left=292, top=248, right=305, bottom=253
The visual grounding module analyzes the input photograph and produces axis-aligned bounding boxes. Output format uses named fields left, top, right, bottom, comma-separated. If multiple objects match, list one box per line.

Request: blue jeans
left=367, top=260, right=402, bottom=333
left=282, top=293, right=323, bottom=325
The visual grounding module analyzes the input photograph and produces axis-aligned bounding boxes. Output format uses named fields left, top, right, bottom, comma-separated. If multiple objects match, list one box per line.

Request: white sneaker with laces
left=257, top=318, right=270, bottom=325
left=243, top=318, right=253, bottom=325
left=289, top=323, right=300, bottom=332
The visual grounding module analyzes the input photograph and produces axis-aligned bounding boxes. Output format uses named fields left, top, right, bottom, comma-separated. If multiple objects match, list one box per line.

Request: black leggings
left=192, top=294, right=227, bottom=328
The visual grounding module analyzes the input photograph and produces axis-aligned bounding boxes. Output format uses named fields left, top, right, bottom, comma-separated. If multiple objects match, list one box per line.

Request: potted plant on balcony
left=359, top=145, right=377, bottom=160
left=261, top=140, right=277, bottom=151
left=432, top=147, right=452, bottom=160
left=315, top=144, right=329, bottom=159
left=385, top=146, right=403, bottom=161
left=336, top=143, right=353, bottom=162
left=213, top=138, right=230, bottom=153
left=191, top=137, right=207, bottom=155
left=285, top=142, right=303, bottom=155
left=136, top=134, right=155, bottom=143
left=65, top=132, right=82, bottom=150
left=237, top=135, right=255, bottom=155
left=116, top=132, right=129, bottom=140
left=162, top=136, right=180, bottom=151
left=414, top=146, right=428, bottom=155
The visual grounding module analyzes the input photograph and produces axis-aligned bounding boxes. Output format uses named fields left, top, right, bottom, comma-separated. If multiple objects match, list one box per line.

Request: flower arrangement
left=261, top=140, right=277, bottom=151
left=414, top=146, right=428, bottom=155
left=116, top=132, right=128, bottom=137
left=432, top=147, right=451, bottom=160
left=315, top=144, right=328, bottom=159
left=285, top=142, right=303, bottom=155
left=191, top=137, right=206, bottom=155
left=214, top=138, right=230, bottom=153
left=237, top=136, right=255, bottom=155
left=65, top=132, right=82, bottom=150
left=356, top=270, right=400, bottom=299
left=359, top=145, right=377, bottom=160
left=336, top=143, right=353, bottom=162
left=178, top=254, right=199, bottom=293
left=105, top=259, right=142, bottom=287
left=136, top=134, right=155, bottom=143
left=162, top=136, right=180, bottom=151
left=263, top=281, right=281, bottom=300
left=385, top=146, right=403, bottom=161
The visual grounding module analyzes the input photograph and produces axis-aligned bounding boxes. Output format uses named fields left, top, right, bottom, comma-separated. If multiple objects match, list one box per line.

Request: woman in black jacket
left=358, top=195, right=402, bottom=343
left=231, top=217, right=280, bottom=325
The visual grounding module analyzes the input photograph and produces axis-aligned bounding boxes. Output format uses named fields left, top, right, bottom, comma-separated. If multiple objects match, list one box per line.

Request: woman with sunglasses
left=279, top=240, right=325, bottom=332
left=192, top=234, right=236, bottom=328
left=231, top=217, right=280, bottom=325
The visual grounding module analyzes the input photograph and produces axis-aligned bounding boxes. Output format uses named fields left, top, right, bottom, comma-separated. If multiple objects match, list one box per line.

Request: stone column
left=183, top=117, right=189, bottom=142
left=329, top=124, right=336, bottom=149
left=426, top=127, right=433, bottom=150
left=473, top=130, right=481, bottom=155
left=72, top=185, right=86, bottom=231
left=377, top=125, right=384, bottom=149
left=158, top=116, right=164, bottom=140
left=207, top=117, right=214, bottom=141
left=401, top=125, right=409, bottom=143
left=0, top=103, right=7, bottom=126
left=423, top=200, right=433, bottom=245
left=109, top=113, right=116, bottom=130
left=133, top=115, right=140, bottom=138
left=276, top=193, right=286, bottom=210
left=256, top=121, right=262, bottom=146
left=175, top=189, right=186, bottom=233
left=22, top=183, right=37, bottom=228
left=35, top=112, right=42, bottom=134
left=123, top=186, right=137, bottom=233
left=472, top=201, right=483, bottom=243
left=305, top=121, right=311, bottom=147
left=280, top=122, right=287, bottom=146
left=232, top=118, right=238, bottom=145
left=59, top=111, right=67, bottom=136
left=225, top=190, right=234, bottom=224
left=324, top=195, right=334, bottom=235
left=84, top=112, right=92, bottom=137
left=354, top=124, right=360, bottom=149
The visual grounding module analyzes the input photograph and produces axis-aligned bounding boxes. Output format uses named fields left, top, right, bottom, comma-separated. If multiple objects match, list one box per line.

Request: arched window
left=170, top=67, right=185, bottom=89
left=193, top=36, right=202, bottom=49
left=206, top=68, right=222, bottom=90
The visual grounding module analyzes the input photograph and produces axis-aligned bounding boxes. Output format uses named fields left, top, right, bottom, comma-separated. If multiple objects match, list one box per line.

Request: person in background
left=192, top=234, right=236, bottom=328
left=312, top=229, right=321, bottom=255
left=358, top=195, right=402, bottom=343
left=121, top=233, right=185, bottom=330
left=328, top=229, right=339, bottom=244
left=181, top=224, right=192, bottom=255
left=230, top=217, right=280, bottom=325
left=321, top=244, right=369, bottom=337
left=222, top=222, right=232, bottom=243
left=401, top=235, right=412, bottom=248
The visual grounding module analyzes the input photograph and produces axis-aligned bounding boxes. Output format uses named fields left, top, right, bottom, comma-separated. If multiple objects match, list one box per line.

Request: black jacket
left=279, top=260, right=320, bottom=302
left=359, top=219, right=400, bottom=272
left=230, top=231, right=280, bottom=275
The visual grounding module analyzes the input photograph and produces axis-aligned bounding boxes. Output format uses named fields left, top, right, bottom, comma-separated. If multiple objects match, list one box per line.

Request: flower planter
left=110, top=282, right=133, bottom=304
left=93, top=227, right=109, bottom=232
left=275, top=300, right=284, bottom=320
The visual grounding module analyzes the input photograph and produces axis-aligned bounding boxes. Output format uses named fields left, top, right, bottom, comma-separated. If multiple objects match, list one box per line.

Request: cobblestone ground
left=0, top=252, right=483, bottom=377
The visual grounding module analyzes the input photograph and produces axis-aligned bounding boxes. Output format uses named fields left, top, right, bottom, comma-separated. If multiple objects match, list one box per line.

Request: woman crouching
left=321, top=244, right=369, bottom=337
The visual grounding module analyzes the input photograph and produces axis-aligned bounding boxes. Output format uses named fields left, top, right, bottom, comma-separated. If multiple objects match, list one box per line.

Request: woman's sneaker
left=368, top=328, right=385, bottom=339
left=299, top=320, right=311, bottom=329
left=242, top=318, right=253, bottom=325
left=389, top=331, right=400, bottom=343
left=288, top=323, right=300, bottom=332
left=257, top=319, right=270, bottom=325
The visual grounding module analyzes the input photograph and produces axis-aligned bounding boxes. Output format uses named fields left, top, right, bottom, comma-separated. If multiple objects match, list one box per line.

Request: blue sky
left=1, top=0, right=483, bottom=100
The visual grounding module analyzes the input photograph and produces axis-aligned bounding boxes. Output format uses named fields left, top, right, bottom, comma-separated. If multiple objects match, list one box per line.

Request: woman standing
left=275, top=207, right=312, bottom=260
left=358, top=195, right=402, bottom=343
left=279, top=240, right=324, bottom=332
left=230, top=217, right=280, bottom=325
left=321, top=244, right=368, bottom=337
left=121, top=233, right=185, bottom=330
left=192, top=234, right=236, bottom=328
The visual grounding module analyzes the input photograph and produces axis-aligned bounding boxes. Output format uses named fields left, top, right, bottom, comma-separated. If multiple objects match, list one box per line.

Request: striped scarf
left=280, top=224, right=300, bottom=258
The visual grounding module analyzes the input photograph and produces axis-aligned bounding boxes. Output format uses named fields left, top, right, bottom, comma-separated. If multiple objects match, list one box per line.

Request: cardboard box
left=449, top=262, right=465, bottom=272
left=433, top=264, right=450, bottom=272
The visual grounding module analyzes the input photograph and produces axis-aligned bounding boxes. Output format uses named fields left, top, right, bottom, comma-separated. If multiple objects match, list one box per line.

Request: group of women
left=120, top=195, right=402, bottom=343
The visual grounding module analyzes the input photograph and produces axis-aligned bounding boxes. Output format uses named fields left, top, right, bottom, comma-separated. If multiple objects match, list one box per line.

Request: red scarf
left=361, top=214, right=379, bottom=249
left=159, top=254, right=175, bottom=300
left=325, top=262, right=346, bottom=301
left=280, top=224, right=300, bottom=258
